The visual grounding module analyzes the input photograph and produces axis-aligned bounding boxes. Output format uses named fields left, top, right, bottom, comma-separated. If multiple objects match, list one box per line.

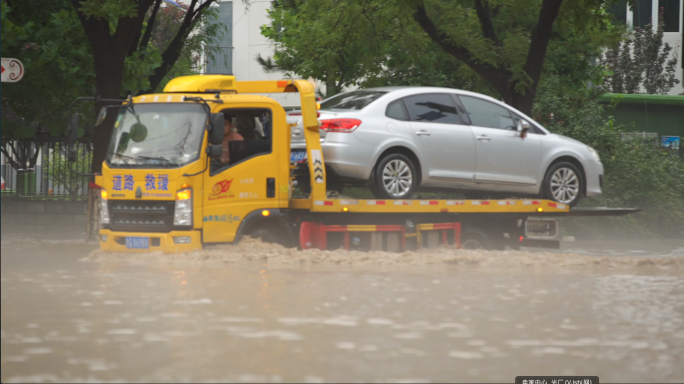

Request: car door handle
left=476, top=135, right=491, bottom=141
left=415, top=130, right=431, bottom=136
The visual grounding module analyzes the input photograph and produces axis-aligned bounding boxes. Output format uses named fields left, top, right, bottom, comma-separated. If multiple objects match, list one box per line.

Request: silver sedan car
left=290, top=87, right=603, bottom=207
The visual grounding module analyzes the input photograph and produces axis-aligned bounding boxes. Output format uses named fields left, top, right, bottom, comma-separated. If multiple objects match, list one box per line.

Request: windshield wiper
left=137, top=156, right=176, bottom=166
left=108, top=152, right=135, bottom=166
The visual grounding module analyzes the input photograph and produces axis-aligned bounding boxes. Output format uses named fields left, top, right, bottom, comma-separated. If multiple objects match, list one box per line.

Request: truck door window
left=211, top=108, right=272, bottom=175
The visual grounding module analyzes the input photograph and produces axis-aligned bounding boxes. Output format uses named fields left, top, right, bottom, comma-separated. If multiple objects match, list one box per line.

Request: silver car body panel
left=289, top=87, right=603, bottom=198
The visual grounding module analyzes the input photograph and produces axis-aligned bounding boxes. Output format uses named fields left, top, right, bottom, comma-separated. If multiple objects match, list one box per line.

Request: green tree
left=68, top=0, right=226, bottom=172
left=259, top=0, right=397, bottom=97
left=1, top=0, right=96, bottom=139
left=533, top=74, right=684, bottom=238
left=409, top=0, right=627, bottom=115
left=260, top=0, right=622, bottom=106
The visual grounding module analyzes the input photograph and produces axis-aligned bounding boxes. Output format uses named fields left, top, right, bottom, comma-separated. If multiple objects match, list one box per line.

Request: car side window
left=458, top=96, right=516, bottom=130
left=403, top=93, right=462, bottom=124
left=385, top=100, right=408, bottom=121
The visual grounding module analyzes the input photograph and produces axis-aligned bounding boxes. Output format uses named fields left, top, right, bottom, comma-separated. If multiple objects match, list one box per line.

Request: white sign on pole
left=1, top=58, right=24, bottom=82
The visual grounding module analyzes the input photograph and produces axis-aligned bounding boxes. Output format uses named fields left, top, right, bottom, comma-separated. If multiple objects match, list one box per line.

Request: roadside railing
left=1, top=137, right=93, bottom=200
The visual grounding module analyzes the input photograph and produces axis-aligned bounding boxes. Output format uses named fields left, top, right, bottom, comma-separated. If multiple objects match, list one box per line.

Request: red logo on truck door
left=209, top=179, right=233, bottom=200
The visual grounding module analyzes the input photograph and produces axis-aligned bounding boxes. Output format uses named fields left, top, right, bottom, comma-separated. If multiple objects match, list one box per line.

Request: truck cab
left=96, top=75, right=322, bottom=252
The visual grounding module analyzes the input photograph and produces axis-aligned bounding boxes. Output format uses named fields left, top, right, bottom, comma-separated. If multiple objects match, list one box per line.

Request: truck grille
left=109, top=200, right=175, bottom=232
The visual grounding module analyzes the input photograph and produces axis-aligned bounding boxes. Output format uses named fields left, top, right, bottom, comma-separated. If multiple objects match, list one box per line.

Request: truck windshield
left=106, top=103, right=206, bottom=168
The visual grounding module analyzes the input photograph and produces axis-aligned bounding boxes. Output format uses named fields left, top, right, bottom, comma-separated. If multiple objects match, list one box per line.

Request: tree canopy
left=260, top=0, right=624, bottom=114
left=1, top=0, right=226, bottom=173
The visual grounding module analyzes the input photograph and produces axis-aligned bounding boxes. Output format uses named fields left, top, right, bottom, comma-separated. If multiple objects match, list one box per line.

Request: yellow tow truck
left=66, top=75, right=637, bottom=253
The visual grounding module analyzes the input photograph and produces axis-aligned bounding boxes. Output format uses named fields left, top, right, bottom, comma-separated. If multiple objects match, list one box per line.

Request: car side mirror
left=208, top=113, right=225, bottom=145
left=518, top=120, right=530, bottom=138
left=206, top=144, right=222, bottom=158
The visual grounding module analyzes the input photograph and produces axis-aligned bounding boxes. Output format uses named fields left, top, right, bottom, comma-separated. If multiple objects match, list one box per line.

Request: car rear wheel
left=542, top=162, right=583, bottom=207
left=371, top=154, right=417, bottom=199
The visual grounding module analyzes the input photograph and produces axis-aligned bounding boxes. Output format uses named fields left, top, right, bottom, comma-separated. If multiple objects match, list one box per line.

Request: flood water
left=2, top=235, right=683, bottom=383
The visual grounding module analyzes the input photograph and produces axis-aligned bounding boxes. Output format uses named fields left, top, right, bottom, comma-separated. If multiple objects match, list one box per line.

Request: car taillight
left=319, top=119, right=362, bottom=133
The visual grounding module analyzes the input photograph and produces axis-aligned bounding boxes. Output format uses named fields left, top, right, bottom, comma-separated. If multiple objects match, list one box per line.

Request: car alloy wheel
left=550, top=167, right=579, bottom=204
left=542, top=161, right=583, bottom=207
left=372, top=153, right=417, bottom=199
left=382, top=159, right=413, bottom=197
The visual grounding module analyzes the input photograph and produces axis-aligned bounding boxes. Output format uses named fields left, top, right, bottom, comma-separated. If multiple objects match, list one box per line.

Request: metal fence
left=1, top=137, right=93, bottom=200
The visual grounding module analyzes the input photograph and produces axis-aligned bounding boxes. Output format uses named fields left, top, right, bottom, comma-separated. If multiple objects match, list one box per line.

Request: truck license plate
left=290, top=150, right=307, bottom=162
left=125, top=236, right=149, bottom=249
left=525, top=219, right=558, bottom=238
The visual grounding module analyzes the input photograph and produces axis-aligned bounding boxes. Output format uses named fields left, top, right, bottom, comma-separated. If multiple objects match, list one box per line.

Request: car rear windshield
left=319, top=90, right=387, bottom=110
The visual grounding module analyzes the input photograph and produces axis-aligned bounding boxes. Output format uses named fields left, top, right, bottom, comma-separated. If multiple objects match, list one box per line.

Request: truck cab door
left=202, top=107, right=281, bottom=243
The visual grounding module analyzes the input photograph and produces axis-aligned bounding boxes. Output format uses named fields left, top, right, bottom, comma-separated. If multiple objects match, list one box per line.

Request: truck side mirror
left=206, top=144, right=222, bottom=158
left=208, top=113, right=225, bottom=144
left=95, top=107, right=107, bottom=126
left=68, top=113, right=80, bottom=142
left=518, top=120, right=530, bottom=138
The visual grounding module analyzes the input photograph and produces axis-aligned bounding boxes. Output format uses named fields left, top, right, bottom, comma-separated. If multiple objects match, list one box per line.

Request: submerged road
left=1, top=235, right=683, bottom=383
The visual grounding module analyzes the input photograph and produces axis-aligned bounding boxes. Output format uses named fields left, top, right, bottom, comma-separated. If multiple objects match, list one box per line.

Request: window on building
left=609, top=0, right=628, bottom=24
left=634, top=0, right=654, bottom=29
left=659, top=0, right=681, bottom=32
left=206, top=2, right=233, bottom=75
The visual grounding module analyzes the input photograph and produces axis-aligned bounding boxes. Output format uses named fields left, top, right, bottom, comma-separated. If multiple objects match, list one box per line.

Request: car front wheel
left=371, top=153, right=417, bottom=199
left=542, top=162, right=583, bottom=207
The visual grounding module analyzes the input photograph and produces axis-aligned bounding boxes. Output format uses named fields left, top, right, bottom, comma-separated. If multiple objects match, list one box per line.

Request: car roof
left=364, top=86, right=501, bottom=102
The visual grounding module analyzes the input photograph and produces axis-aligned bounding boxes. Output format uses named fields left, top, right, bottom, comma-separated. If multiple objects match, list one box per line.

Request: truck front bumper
left=98, top=229, right=202, bottom=253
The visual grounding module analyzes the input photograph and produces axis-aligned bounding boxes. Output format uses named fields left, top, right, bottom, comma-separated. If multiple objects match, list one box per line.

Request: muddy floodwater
left=2, top=236, right=683, bottom=383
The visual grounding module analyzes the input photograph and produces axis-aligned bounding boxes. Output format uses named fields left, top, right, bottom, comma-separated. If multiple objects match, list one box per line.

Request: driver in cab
left=220, top=116, right=244, bottom=165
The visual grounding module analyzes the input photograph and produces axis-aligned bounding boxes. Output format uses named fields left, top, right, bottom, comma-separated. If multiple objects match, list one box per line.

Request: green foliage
left=260, top=0, right=398, bottom=97
left=44, top=143, right=93, bottom=195
left=533, top=75, right=684, bottom=238
left=260, top=0, right=624, bottom=105
left=1, top=0, right=96, bottom=138
left=1, top=0, right=224, bottom=151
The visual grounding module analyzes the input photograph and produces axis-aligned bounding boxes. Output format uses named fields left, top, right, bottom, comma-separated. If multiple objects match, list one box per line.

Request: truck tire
left=460, top=232, right=491, bottom=250
left=371, top=153, right=417, bottom=200
left=246, top=226, right=291, bottom=247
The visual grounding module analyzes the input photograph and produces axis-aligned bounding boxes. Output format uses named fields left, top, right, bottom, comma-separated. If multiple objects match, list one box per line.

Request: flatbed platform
left=290, top=198, right=570, bottom=214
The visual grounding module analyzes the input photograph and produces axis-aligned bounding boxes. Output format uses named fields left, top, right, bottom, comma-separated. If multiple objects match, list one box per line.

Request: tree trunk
left=412, top=0, right=564, bottom=117
left=90, top=59, right=127, bottom=174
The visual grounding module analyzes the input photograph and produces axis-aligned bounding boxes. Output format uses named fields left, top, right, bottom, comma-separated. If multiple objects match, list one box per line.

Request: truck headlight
left=174, top=188, right=192, bottom=226
left=587, top=146, right=600, bottom=163
left=100, top=190, right=110, bottom=224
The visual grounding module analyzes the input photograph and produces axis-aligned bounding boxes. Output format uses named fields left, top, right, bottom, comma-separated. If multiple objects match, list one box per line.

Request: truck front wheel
left=245, top=225, right=291, bottom=248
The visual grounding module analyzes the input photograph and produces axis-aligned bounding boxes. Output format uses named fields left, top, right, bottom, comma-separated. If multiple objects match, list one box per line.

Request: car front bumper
left=584, top=161, right=603, bottom=198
